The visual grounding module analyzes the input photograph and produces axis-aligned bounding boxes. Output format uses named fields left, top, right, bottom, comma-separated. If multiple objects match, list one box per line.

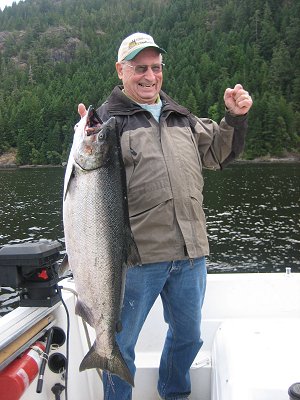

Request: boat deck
left=0, top=272, right=299, bottom=400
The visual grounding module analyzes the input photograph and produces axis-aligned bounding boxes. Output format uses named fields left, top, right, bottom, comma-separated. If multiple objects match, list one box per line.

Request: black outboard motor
left=289, top=383, right=300, bottom=400
left=0, top=240, right=62, bottom=307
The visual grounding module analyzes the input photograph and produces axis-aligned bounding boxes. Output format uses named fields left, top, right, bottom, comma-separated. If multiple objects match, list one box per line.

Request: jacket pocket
left=128, top=178, right=173, bottom=217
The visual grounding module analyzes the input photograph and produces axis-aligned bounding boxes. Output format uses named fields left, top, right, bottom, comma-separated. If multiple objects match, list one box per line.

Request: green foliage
left=0, top=0, right=299, bottom=164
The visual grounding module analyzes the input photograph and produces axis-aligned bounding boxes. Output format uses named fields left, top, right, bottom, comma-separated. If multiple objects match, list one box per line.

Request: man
left=78, top=32, right=252, bottom=400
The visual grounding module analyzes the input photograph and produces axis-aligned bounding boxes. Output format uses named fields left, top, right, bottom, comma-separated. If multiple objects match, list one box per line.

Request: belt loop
left=189, top=258, right=194, bottom=268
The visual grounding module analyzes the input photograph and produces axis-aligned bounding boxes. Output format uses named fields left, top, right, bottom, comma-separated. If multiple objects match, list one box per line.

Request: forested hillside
left=0, top=0, right=299, bottom=164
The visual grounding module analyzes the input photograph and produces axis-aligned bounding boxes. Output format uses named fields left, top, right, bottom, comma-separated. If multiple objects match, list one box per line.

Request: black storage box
left=0, top=240, right=63, bottom=307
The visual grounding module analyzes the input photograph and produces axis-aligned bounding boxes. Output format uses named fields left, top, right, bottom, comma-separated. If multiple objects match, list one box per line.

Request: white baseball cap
left=117, top=32, right=166, bottom=62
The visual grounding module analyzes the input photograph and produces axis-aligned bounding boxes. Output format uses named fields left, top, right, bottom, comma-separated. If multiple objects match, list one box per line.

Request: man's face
left=116, top=48, right=163, bottom=105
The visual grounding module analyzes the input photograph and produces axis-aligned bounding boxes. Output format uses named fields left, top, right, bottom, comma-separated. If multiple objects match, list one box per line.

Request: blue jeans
left=103, top=257, right=207, bottom=400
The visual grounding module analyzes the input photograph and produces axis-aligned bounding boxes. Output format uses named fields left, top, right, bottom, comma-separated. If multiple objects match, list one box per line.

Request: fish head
left=73, top=115, right=117, bottom=171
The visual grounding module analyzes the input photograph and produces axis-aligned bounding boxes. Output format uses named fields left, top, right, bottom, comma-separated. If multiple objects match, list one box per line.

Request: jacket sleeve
left=190, top=111, right=248, bottom=169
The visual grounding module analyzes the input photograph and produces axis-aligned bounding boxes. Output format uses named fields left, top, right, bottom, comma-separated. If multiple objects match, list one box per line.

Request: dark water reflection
left=0, top=167, right=65, bottom=245
left=203, top=163, right=299, bottom=273
left=0, top=163, right=299, bottom=271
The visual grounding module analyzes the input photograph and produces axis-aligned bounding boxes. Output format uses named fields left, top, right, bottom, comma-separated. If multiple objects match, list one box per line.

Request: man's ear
left=115, top=62, right=123, bottom=79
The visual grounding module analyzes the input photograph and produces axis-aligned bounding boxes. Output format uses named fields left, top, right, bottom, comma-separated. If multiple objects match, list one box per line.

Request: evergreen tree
left=0, top=0, right=298, bottom=163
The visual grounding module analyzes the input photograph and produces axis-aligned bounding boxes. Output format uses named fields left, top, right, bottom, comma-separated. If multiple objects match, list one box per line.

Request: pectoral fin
left=125, top=226, right=141, bottom=267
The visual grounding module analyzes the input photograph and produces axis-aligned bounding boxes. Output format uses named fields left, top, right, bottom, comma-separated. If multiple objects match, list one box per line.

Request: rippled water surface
left=203, top=163, right=299, bottom=272
left=0, top=163, right=299, bottom=273
left=0, top=167, right=64, bottom=245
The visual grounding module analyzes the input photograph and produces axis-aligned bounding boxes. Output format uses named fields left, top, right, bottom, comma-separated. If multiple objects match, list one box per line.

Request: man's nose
left=144, top=66, right=156, bottom=78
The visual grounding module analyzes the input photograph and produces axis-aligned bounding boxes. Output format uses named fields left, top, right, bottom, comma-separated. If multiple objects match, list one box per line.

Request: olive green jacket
left=98, top=86, right=248, bottom=264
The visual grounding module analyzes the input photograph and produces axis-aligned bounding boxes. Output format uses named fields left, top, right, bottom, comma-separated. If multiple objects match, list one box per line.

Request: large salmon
left=63, top=107, right=140, bottom=386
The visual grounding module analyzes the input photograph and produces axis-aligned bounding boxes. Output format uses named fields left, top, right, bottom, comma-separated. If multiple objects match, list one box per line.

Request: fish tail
left=79, top=342, right=134, bottom=386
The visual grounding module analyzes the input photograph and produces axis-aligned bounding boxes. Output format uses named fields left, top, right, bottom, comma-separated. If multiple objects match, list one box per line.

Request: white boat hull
left=1, top=271, right=299, bottom=400
left=211, top=318, right=300, bottom=400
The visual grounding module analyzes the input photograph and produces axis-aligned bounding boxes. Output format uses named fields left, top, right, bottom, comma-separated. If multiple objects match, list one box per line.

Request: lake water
left=203, top=162, right=299, bottom=273
left=0, top=163, right=299, bottom=314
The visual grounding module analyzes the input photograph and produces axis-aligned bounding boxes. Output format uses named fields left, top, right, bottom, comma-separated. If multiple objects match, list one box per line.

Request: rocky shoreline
left=0, top=149, right=18, bottom=168
left=0, top=149, right=299, bottom=169
left=236, top=155, right=300, bottom=163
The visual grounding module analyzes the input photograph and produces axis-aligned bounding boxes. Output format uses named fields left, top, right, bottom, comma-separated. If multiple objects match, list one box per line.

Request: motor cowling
left=0, top=341, right=45, bottom=400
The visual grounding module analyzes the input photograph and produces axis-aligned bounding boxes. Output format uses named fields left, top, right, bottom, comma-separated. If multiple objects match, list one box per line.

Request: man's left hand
left=224, top=84, right=253, bottom=115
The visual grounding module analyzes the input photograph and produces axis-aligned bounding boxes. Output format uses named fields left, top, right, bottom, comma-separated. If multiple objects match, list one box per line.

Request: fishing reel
left=0, top=240, right=62, bottom=307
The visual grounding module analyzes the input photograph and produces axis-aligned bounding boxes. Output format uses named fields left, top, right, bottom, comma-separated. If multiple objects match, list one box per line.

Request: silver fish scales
left=63, top=109, right=140, bottom=386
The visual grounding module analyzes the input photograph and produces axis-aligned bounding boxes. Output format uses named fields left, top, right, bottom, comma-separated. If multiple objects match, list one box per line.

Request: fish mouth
left=85, top=106, right=102, bottom=136
left=86, top=126, right=102, bottom=136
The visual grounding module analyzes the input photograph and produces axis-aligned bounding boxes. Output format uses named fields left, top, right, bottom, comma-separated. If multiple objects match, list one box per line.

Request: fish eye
left=98, top=131, right=107, bottom=140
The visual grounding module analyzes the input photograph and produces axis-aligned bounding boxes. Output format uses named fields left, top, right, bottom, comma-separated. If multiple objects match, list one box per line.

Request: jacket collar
left=105, top=85, right=190, bottom=118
